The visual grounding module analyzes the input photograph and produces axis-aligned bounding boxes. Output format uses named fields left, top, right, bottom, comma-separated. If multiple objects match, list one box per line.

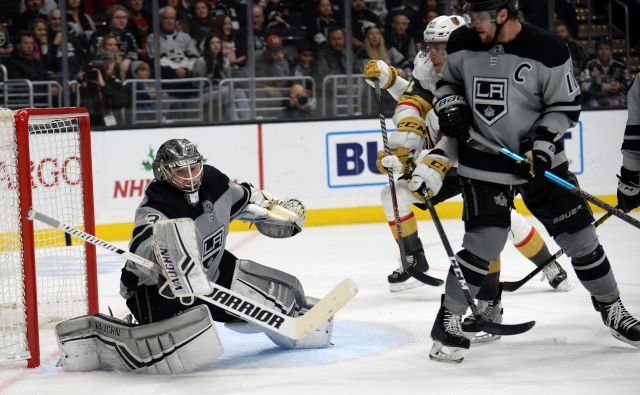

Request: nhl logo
left=488, top=45, right=504, bottom=67
left=203, top=201, right=215, bottom=222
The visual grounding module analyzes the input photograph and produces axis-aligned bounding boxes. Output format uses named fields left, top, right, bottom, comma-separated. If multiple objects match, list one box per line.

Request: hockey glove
left=531, top=127, right=557, bottom=178
left=434, top=95, right=472, bottom=142
left=408, top=152, right=451, bottom=199
left=617, top=166, right=640, bottom=212
left=364, top=59, right=398, bottom=90
left=375, top=148, right=411, bottom=175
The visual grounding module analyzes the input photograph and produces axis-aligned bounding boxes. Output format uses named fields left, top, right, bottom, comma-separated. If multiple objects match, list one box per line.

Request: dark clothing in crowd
left=6, top=52, right=50, bottom=81
left=80, top=76, right=129, bottom=127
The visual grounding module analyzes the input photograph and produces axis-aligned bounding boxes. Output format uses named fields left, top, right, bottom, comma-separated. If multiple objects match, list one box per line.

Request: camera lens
left=297, top=95, right=308, bottom=105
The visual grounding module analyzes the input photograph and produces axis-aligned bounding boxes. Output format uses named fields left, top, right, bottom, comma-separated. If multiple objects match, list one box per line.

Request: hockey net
left=0, top=108, right=98, bottom=368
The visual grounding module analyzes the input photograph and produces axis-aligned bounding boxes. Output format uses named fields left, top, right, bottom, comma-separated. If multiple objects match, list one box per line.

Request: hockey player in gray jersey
left=54, top=139, right=333, bottom=374
left=617, top=73, right=640, bottom=213
left=364, top=15, right=568, bottom=296
left=119, top=140, right=333, bottom=346
left=414, top=0, right=640, bottom=362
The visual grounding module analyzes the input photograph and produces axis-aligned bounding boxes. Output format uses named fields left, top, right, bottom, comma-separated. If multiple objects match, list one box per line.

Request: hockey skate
left=593, top=296, right=640, bottom=348
left=461, top=297, right=503, bottom=343
left=429, top=297, right=470, bottom=363
left=388, top=250, right=429, bottom=292
left=541, top=262, right=571, bottom=291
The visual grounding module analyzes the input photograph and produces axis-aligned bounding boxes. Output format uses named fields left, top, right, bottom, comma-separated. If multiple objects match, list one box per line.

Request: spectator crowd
left=0, top=0, right=634, bottom=126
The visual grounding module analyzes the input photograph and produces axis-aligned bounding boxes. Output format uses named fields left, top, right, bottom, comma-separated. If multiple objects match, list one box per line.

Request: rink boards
left=86, top=109, right=627, bottom=241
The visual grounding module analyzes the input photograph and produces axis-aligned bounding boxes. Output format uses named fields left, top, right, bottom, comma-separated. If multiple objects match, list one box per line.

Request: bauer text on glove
left=434, top=95, right=472, bottom=142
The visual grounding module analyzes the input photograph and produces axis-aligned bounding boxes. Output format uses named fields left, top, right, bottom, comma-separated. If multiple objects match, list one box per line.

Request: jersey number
left=565, top=72, right=579, bottom=96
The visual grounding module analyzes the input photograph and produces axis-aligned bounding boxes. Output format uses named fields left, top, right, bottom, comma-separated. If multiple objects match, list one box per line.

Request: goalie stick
left=419, top=189, right=535, bottom=336
left=502, top=212, right=612, bottom=292
left=27, top=208, right=358, bottom=340
left=374, top=79, right=443, bottom=287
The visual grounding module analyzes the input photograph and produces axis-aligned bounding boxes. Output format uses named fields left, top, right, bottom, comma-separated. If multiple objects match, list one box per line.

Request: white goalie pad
left=55, top=305, right=223, bottom=374
left=152, top=218, right=213, bottom=299
left=228, top=261, right=333, bottom=349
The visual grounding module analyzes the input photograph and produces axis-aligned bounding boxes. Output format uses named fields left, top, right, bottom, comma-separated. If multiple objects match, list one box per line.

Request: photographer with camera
left=282, top=83, right=315, bottom=119
left=79, top=51, right=129, bottom=127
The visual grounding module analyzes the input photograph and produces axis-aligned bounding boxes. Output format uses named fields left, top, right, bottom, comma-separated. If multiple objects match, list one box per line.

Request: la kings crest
left=472, top=77, right=508, bottom=125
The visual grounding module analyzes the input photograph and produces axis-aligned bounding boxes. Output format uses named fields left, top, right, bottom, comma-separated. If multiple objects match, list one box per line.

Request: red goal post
left=0, top=108, right=98, bottom=368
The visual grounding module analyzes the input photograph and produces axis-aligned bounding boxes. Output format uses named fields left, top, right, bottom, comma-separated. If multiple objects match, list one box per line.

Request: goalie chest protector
left=130, top=165, right=250, bottom=282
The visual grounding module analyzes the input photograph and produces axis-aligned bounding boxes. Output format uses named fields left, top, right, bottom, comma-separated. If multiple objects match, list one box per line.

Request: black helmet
left=152, top=139, right=204, bottom=195
left=464, top=0, right=518, bottom=17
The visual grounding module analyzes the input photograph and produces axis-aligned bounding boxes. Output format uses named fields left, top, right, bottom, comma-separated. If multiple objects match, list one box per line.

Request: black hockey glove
left=531, top=127, right=557, bottom=178
left=434, top=95, right=472, bottom=142
left=617, top=166, right=640, bottom=212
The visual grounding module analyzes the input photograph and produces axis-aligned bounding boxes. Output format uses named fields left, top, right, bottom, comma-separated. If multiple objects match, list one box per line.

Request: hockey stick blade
left=404, top=266, right=444, bottom=286
left=293, top=278, right=359, bottom=338
left=475, top=316, right=536, bottom=336
left=501, top=249, right=565, bottom=292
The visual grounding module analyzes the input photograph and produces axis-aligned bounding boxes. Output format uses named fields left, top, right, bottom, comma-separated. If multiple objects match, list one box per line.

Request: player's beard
left=477, top=27, right=496, bottom=43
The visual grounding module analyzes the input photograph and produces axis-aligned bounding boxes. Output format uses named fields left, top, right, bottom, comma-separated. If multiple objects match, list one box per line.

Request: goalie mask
left=153, top=139, right=204, bottom=205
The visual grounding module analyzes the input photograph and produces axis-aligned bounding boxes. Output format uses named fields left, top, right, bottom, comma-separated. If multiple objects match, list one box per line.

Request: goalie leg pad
left=231, top=259, right=306, bottom=316
left=230, top=261, right=334, bottom=348
left=55, top=305, right=223, bottom=374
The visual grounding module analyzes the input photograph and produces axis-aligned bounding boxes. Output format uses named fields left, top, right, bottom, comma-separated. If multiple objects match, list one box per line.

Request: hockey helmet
left=153, top=139, right=204, bottom=195
left=463, top=0, right=519, bottom=26
left=463, top=0, right=518, bottom=12
left=423, top=15, right=466, bottom=43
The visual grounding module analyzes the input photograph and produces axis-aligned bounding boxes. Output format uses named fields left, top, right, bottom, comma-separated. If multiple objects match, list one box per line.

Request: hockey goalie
left=55, top=139, right=335, bottom=374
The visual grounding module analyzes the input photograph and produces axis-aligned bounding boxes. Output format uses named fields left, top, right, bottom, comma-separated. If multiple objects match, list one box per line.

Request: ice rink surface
left=1, top=213, right=639, bottom=395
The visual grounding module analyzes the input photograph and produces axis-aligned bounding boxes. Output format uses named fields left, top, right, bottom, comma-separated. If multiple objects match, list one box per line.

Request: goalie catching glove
left=408, top=150, right=452, bottom=199
left=236, top=184, right=306, bottom=238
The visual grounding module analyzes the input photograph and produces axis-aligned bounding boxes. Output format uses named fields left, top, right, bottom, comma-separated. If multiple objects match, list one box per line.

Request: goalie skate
left=541, top=262, right=571, bottom=291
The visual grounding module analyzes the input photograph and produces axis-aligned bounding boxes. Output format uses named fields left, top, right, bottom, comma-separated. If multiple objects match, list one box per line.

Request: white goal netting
left=0, top=108, right=94, bottom=364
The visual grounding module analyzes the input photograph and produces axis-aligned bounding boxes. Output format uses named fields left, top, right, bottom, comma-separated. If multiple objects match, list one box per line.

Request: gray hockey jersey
left=622, top=74, right=640, bottom=171
left=120, top=165, right=250, bottom=299
left=436, top=23, right=581, bottom=185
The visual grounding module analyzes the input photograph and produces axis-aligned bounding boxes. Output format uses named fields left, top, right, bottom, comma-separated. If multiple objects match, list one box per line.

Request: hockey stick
left=27, top=208, right=358, bottom=340
left=469, top=131, right=640, bottom=230
left=420, top=190, right=535, bottom=336
left=374, top=79, right=443, bottom=287
left=502, top=212, right=612, bottom=292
